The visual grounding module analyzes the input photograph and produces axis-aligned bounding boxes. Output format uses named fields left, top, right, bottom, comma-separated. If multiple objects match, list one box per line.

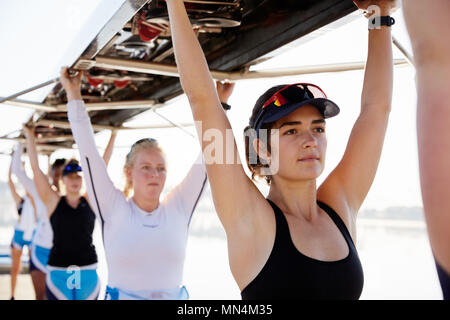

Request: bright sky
left=0, top=1, right=420, bottom=212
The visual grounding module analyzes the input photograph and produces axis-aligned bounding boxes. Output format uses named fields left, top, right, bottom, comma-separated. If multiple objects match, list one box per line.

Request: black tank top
left=48, top=196, right=98, bottom=268
left=436, top=260, right=450, bottom=300
left=241, top=199, right=364, bottom=300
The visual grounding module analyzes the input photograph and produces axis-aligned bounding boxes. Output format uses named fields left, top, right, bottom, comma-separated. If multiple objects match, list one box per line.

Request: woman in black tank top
left=167, top=0, right=395, bottom=299
left=241, top=200, right=364, bottom=300
left=47, top=196, right=97, bottom=268
left=23, top=125, right=116, bottom=300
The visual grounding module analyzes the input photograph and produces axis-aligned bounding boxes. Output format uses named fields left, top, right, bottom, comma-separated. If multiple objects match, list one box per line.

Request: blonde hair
left=123, top=139, right=166, bottom=198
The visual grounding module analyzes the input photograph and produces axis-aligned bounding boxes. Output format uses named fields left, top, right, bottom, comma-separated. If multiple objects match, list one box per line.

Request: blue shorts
left=436, top=261, right=450, bottom=300
left=45, top=265, right=100, bottom=300
left=30, top=245, right=51, bottom=274
left=105, top=285, right=189, bottom=300
left=11, top=229, right=32, bottom=250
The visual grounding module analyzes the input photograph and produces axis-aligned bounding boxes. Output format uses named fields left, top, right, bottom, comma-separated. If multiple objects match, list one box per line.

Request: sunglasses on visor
left=263, top=83, right=328, bottom=108
left=62, top=163, right=82, bottom=176
left=252, top=83, right=328, bottom=130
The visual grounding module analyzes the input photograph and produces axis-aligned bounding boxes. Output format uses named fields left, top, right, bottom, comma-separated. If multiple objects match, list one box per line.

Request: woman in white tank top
left=59, top=67, right=232, bottom=300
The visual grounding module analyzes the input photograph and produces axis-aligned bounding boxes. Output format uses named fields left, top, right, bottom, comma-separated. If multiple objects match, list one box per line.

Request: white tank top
left=15, top=196, right=35, bottom=242
left=11, top=144, right=53, bottom=248
left=68, top=100, right=208, bottom=294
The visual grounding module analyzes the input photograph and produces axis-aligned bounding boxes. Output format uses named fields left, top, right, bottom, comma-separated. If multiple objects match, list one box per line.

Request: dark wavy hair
left=51, top=158, right=66, bottom=170
left=244, top=85, right=288, bottom=185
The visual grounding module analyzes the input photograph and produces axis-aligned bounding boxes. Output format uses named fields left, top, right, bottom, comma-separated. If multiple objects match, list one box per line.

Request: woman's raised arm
left=61, top=68, right=123, bottom=222
left=11, top=143, right=41, bottom=205
left=166, top=0, right=270, bottom=231
left=23, top=125, right=59, bottom=213
left=8, top=158, right=22, bottom=208
left=319, top=0, right=395, bottom=217
left=102, top=130, right=117, bottom=167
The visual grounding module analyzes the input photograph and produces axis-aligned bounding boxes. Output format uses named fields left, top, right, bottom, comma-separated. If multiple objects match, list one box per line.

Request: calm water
left=0, top=210, right=443, bottom=300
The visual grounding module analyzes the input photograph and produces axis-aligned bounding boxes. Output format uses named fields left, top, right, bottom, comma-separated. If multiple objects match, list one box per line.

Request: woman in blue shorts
left=7, top=159, right=36, bottom=300
left=23, top=124, right=116, bottom=300
left=11, top=145, right=66, bottom=299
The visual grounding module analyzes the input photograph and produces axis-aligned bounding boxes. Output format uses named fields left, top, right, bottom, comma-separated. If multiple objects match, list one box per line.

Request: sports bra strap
left=266, top=199, right=292, bottom=243
left=266, top=199, right=356, bottom=249
left=317, top=201, right=356, bottom=249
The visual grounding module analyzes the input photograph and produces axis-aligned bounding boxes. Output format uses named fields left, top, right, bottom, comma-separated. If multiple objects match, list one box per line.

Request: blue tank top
left=241, top=199, right=364, bottom=300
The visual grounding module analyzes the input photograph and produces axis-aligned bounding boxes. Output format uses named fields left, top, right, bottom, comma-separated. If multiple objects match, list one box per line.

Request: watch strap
left=368, top=16, right=395, bottom=29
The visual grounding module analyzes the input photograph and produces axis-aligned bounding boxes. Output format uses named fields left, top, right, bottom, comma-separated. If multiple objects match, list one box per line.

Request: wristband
left=368, top=16, right=395, bottom=30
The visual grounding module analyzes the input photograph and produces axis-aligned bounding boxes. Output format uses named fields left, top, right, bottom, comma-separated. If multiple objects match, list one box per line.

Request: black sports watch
left=221, top=102, right=231, bottom=111
left=368, top=16, right=395, bottom=30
